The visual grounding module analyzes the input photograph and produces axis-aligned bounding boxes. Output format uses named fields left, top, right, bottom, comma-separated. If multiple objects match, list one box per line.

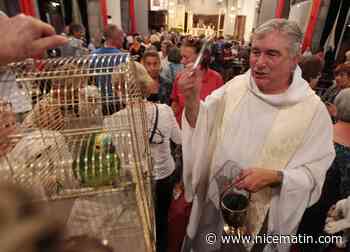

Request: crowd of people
left=0, top=12, right=350, bottom=252
left=54, top=22, right=251, bottom=82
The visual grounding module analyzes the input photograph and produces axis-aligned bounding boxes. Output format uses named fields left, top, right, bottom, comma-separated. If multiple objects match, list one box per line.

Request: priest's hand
left=234, top=168, right=283, bottom=193
left=177, top=64, right=203, bottom=127
left=177, top=64, right=203, bottom=101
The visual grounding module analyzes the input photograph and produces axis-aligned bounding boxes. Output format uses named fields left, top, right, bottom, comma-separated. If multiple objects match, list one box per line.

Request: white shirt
left=182, top=68, right=335, bottom=252
left=104, top=102, right=181, bottom=180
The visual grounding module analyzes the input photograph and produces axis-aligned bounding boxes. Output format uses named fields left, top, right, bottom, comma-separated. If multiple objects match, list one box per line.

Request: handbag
left=149, top=104, right=159, bottom=144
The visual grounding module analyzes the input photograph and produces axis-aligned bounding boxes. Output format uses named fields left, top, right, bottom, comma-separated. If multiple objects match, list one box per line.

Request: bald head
left=104, top=24, right=124, bottom=49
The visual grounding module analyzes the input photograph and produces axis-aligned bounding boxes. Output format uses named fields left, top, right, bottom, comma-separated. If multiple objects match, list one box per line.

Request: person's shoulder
left=207, top=68, right=224, bottom=81
left=92, top=48, right=104, bottom=54
left=134, top=61, right=152, bottom=83
left=304, top=91, right=324, bottom=112
left=207, top=68, right=221, bottom=77
left=156, top=102, right=170, bottom=110
left=157, top=103, right=177, bottom=121
left=230, top=72, right=248, bottom=82
left=156, top=103, right=173, bottom=113
left=92, top=48, right=120, bottom=54
left=104, top=109, right=128, bottom=125
left=223, top=72, right=249, bottom=91
left=307, top=94, right=333, bottom=126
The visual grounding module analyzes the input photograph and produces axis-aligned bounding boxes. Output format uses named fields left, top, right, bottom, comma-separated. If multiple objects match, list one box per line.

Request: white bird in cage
left=0, top=129, right=77, bottom=198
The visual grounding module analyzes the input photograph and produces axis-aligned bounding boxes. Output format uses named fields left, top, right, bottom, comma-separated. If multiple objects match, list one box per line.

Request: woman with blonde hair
left=104, top=65, right=181, bottom=252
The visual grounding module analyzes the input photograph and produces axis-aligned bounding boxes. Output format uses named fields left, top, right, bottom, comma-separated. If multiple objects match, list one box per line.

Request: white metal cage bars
left=0, top=53, right=155, bottom=252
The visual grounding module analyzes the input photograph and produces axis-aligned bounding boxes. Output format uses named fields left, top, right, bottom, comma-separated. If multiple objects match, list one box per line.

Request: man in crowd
left=141, top=50, right=172, bottom=105
left=92, top=24, right=125, bottom=115
left=92, top=24, right=153, bottom=115
left=178, top=18, right=335, bottom=252
left=60, top=23, right=88, bottom=57
left=93, top=24, right=124, bottom=54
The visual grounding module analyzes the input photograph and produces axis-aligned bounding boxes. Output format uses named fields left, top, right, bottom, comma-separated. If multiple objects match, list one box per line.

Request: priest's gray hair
left=252, top=18, right=303, bottom=57
left=335, top=88, right=350, bottom=123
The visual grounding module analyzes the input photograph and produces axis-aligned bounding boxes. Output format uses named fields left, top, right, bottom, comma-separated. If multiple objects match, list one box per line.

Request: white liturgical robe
left=181, top=67, right=335, bottom=252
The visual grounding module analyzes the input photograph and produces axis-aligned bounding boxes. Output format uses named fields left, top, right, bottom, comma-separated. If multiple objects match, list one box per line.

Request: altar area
left=190, top=26, right=216, bottom=37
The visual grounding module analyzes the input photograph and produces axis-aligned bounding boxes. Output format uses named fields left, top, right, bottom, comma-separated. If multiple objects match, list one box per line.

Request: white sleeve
left=166, top=106, right=181, bottom=145
left=269, top=103, right=335, bottom=243
left=181, top=85, right=226, bottom=201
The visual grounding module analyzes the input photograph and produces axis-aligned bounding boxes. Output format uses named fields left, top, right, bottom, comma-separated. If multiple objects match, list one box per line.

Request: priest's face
left=250, top=31, right=298, bottom=94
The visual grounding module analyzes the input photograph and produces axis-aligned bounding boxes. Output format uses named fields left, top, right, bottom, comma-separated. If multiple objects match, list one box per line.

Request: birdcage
left=0, top=53, right=155, bottom=252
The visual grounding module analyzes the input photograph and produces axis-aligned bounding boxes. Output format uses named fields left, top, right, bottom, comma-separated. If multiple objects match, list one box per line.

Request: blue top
left=91, top=47, right=126, bottom=115
left=92, top=47, right=121, bottom=54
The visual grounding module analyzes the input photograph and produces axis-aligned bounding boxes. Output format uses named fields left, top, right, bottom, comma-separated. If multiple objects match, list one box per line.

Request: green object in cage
left=72, top=133, right=120, bottom=187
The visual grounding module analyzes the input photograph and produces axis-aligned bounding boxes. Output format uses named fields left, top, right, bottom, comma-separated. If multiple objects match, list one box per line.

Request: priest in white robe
left=179, top=19, right=335, bottom=252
